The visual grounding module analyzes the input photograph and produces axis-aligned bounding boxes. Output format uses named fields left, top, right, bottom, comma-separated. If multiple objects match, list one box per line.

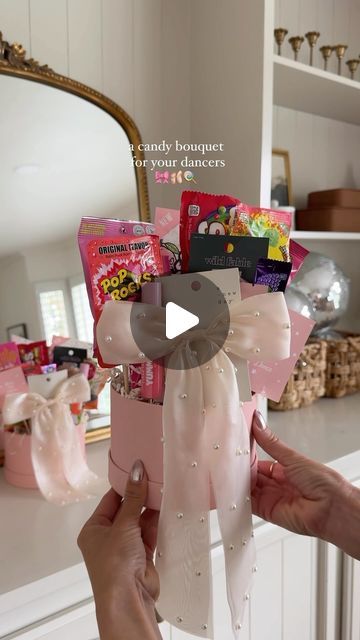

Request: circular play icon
left=130, top=271, right=232, bottom=370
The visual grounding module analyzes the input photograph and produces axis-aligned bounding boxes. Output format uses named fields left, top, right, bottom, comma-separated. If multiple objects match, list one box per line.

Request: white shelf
left=273, top=55, right=360, bottom=126
left=292, top=230, right=360, bottom=241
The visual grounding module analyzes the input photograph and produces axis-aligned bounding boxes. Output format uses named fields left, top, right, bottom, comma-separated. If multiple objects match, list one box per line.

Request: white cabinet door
left=172, top=521, right=317, bottom=640
left=342, top=555, right=360, bottom=640
left=11, top=602, right=99, bottom=640
left=12, top=601, right=171, bottom=640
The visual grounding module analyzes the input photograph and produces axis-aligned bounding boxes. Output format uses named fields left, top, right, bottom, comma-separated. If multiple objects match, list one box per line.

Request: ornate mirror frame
left=0, top=31, right=150, bottom=222
left=0, top=31, right=151, bottom=455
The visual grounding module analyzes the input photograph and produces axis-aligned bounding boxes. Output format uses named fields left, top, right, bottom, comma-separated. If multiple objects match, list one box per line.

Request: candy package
left=180, top=191, right=240, bottom=271
left=78, top=216, right=156, bottom=318
left=154, top=207, right=181, bottom=274
left=18, top=341, right=49, bottom=375
left=230, top=204, right=291, bottom=261
left=254, top=258, right=292, bottom=292
left=288, top=239, right=309, bottom=284
left=86, top=235, right=163, bottom=321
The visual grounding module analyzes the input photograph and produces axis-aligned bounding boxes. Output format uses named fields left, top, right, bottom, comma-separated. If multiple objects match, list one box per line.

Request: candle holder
left=346, top=58, right=360, bottom=80
left=305, top=31, right=320, bottom=66
left=274, top=28, right=288, bottom=55
left=289, top=36, right=304, bottom=61
left=333, top=44, right=348, bottom=75
left=319, top=45, right=333, bottom=71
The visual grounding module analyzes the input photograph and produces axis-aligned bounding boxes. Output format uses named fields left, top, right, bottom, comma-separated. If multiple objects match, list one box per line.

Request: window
left=71, top=282, right=93, bottom=343
left=38, top=289, right=69, bottom=344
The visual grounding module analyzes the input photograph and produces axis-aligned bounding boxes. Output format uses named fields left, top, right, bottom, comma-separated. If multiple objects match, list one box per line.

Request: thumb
left=252, top=410, right=303, bottom=467
left=115, top=459, right=147, bottom=525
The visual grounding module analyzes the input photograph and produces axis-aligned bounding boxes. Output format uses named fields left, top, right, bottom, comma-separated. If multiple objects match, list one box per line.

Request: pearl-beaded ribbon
left=3, top=374, right=106, bottom=504
left=96, top=292, right=291, bottom=639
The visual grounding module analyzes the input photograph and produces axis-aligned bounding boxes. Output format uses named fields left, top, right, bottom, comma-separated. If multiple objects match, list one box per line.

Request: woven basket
left=269, top=340, right=327, bottom=411
left=325, top=332, right=360, bottom=398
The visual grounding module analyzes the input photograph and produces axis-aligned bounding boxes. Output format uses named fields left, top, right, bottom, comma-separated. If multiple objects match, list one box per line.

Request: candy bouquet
left=78, top=191, right=313, bottom=639
left=1, top=336, right=106, bottom=501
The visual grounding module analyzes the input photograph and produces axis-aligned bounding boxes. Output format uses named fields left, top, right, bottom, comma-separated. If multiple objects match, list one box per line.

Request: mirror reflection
left=0, top=74, right=140, bottom=432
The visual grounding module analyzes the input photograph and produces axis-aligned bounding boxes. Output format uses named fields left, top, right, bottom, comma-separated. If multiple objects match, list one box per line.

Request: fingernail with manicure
left=253, top=410, right=267, bottom=431
left=131, top=459, right=144, bottom=482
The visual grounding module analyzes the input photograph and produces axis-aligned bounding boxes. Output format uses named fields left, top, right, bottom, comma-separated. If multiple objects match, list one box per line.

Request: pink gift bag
left=108, top=388, right=258, bottom=510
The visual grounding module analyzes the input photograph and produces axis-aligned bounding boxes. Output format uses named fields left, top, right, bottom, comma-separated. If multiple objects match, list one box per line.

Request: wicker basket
left=269, top=340, right=327, bottom=411
left=325, top=332, right=360, bottom=398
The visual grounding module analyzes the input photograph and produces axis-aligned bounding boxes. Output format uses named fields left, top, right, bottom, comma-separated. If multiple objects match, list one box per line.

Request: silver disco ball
left=285, top=287, right=316, bottom=320
left=291, top=252, right=350, bottom=334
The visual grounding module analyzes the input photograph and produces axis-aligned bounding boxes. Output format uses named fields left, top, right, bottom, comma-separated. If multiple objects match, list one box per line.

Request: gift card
left=53, top=346, right=88, bottom=367
left=0, top=342, right=21, bottom=371
left=188, top=234, right=269, bottom=282
left=249, top=310, right=315, bottom=402
left=0, top=366, right=28, bottom=410
left=27, top=369, right=68, bottom=399
left=161, top=268, right=251, bottom=401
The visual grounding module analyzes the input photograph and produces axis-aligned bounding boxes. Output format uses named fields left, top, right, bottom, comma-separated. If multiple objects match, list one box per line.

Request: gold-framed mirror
left=0, top=31, right=151, bottom=462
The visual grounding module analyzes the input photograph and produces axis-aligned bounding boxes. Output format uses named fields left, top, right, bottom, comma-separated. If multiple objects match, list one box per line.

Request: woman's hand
left=78, top=460, right=162, bottom=640
left=251, top=411, right=360, bottom=560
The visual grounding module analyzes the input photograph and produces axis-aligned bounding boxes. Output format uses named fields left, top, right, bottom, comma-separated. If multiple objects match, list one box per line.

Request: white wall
left=0, top=237, right=82, bottom=342
left=273, top=0, right=360, bottom=209
left=189, top=0, right=274, bottom=205
left=0, top=253, right=39, bottom=342
left=0, top=0, right=191, bottom=215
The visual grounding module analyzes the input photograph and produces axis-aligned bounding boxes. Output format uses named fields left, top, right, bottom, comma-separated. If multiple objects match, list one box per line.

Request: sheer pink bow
left=96, top=293, right=291, bottom=638
left=155, top=170, right=170, bottom=183
left=3, top=374, right=106, bottom=505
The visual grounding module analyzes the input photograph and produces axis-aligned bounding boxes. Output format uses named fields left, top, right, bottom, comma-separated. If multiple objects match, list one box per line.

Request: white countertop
left=0, top=440, right=110, bottom=595
left=1, top=394, right=359, bottom=610
left=267, top=394, right=360, bottom=482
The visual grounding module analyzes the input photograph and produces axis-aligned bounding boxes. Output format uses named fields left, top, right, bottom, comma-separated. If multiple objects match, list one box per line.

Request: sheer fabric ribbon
left=97, top=293, right=291, bottom=638
left=3, top=374, right=105, bottom=504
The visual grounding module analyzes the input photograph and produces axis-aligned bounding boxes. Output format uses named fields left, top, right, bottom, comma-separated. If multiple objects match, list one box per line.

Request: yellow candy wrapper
left=230, top=204, right=291, bottom=261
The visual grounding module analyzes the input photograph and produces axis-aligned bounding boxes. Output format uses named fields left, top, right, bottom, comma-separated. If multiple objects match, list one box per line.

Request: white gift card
left=161, top=268, right=251, bottom=401
left=28, top=370, right=68, bottom=399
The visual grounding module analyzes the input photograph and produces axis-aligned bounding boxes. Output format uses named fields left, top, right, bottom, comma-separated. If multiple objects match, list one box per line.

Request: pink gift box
left=109, top=388, right=258, bottom=510
left=4, top=423, right=86, bottom=490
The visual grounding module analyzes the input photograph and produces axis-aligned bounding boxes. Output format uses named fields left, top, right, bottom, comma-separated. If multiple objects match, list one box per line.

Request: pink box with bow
left=109, top=390, right=259, bottom=511
left=96, top=283, right=298, bottom=639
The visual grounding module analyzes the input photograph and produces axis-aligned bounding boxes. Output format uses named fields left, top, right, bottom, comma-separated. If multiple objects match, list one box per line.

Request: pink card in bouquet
left=249, top=310, right=315, bottom=402
left=0, top=342, right=21, bottom=371
left=0, top=366, right=28, bottom=410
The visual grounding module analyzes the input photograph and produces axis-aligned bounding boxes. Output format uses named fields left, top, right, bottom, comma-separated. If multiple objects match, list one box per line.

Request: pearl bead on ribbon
left=97, top=292, right=291, bottom=638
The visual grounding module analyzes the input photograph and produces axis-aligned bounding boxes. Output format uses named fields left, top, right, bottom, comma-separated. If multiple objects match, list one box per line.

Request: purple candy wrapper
left=255, top=258, right=292, bottom=292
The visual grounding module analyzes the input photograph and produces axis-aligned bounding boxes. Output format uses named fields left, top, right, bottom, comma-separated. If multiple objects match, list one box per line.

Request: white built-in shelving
left=292, top=230, right=360, bottom=241
left=273, top=54, right=360, bottom=126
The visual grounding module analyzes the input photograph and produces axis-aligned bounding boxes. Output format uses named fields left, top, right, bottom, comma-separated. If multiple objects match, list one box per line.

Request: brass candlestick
left=320, top=45, right=333, bottom=71
left=346, top=58, right=360, bottom=79
left=305, top=31, right=320, bottom=66
left=333, top=44, right=348, bottom=75
left=274, top=28, right=288, bottom=55
left=289, top=36, right=304, bottom=61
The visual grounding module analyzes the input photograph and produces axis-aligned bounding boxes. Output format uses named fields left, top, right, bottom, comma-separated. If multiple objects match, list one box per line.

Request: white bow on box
left=3, top=374, right=105, bottom=505
left=97, top=292, right=291, bottom=638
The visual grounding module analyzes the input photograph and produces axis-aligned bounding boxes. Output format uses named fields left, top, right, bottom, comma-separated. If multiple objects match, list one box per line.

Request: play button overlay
left=130, top=271, right=232, bottom=370
left=165, top=302, right=199, bottom=339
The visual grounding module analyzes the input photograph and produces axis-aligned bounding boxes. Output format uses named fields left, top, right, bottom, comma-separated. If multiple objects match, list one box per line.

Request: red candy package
left=18, top=340, right=49, bottom=376
left=87, top=235, right=162, bottom=320
left=180, top=191, right=240, bottom=271
left=78, top=216, right=156, bottom=319
left=288, top=239, right=309, bottom=284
